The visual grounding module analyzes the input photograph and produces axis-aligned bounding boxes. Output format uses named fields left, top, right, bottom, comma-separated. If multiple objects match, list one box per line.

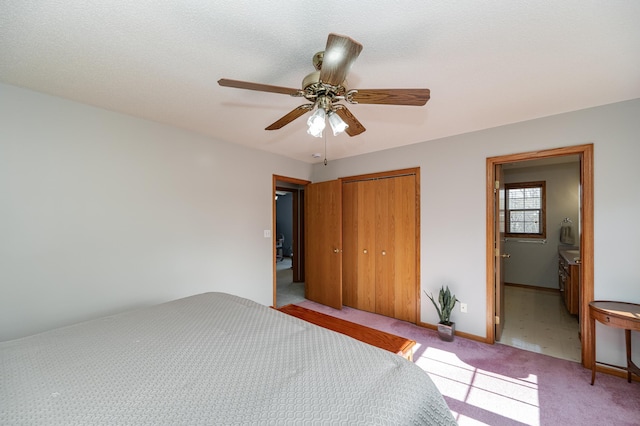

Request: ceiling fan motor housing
left=302, top=70, right=321, bottom=91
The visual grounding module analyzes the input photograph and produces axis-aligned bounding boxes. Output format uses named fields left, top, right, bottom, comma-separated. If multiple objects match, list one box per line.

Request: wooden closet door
left=358, top=180, right=377, bottom=312
left=373, top=175, right=417, bottom=321
left=374, top=177, right=395, bottom=317
left=342, top=180, right=376, bottom=312
left=342, top=182, right=358, bottom=307
left=305, top=180, right=343, bottom=310
left=390, top=175, right=417, bottom=322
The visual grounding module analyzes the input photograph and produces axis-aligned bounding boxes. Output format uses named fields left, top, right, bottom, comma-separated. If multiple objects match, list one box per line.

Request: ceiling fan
left=218, top=33, right=430, bottom=137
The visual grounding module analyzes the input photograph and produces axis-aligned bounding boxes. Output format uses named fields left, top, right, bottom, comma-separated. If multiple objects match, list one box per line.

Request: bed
left=1, top=292, right=456, bottom=425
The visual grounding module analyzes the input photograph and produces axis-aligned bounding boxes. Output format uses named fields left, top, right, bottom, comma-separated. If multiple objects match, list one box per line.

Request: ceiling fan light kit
left=305, top=95, right=349, bottom=138
left=218, top=33, right=430, bottom=140
left=328, top=111, right=349, bottom=136
left=306, top=107, right=326, bottom=137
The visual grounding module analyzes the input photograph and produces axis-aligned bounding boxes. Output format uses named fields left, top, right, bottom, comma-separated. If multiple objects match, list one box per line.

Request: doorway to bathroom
left=487, top=144, right=594, bottom=368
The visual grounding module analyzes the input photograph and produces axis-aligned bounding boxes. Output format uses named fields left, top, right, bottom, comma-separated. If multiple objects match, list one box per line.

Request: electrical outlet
left=460, top=303, right=468, bottom=313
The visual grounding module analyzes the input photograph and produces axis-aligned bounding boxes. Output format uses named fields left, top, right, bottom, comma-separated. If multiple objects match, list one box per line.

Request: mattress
left=1, top=292, right=456, bottom=425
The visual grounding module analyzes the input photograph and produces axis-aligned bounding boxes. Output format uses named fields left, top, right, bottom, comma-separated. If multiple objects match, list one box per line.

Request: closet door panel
left=358, top=180, right=377, bottom=312
left=392, top=175, right=417, bottom=322
left=375, top=178, right=396, bottom=317
left=305, top=180, right=343, bottom=309
left=342, top=182, right=358, bottom=307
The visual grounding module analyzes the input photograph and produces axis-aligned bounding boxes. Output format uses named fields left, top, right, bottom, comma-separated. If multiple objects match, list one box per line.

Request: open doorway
left=498, top=156, right=581, bottom=361
left=273, top=175, right=310, bottom=308
left=486, top=144, right=594, bottom=369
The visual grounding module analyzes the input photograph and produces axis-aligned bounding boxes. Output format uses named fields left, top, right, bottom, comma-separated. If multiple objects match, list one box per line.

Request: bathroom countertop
left=559, top=248, right=580, bottom=265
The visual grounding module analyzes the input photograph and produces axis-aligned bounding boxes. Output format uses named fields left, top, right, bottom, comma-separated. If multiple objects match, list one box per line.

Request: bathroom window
left=505, top=181, right=546, bottom=238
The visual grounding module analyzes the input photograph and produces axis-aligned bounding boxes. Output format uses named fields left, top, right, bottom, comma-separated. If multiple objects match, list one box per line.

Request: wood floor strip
left=277, top=304, right=415, bottom=360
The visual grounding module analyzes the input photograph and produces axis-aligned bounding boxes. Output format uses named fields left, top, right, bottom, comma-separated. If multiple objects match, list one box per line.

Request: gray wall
left=0, top=83, right=313, bottom=341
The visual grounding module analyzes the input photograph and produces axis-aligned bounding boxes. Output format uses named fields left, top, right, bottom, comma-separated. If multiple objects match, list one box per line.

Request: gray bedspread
left=1, top=292, right=456, bottom=425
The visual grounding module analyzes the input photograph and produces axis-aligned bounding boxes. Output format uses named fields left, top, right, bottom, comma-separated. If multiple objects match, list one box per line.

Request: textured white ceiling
left=1, top=1, right=639, bottom=163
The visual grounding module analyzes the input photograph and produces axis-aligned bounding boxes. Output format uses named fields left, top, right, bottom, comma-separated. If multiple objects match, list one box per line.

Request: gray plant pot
left=437, top=322, right=455, bottom=342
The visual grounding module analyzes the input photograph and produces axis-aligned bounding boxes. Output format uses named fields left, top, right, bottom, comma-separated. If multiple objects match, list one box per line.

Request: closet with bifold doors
left=341, top=168, right=419, bottom=323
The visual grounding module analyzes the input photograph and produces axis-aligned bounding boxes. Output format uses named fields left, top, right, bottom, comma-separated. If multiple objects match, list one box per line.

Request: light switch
left=264, top=230, right=271, bottom=238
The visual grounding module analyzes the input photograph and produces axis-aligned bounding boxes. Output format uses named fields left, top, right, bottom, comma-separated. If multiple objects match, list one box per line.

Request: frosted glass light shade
left=328, top=112, right=349, bottom=136
left=307, top=108, right=326, bottom=138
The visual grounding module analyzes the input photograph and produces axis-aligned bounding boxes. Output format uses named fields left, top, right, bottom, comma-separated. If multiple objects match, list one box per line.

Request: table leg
left=626, top=329, right=632, bottom=383
left=591, top=315, right=596, bottom=385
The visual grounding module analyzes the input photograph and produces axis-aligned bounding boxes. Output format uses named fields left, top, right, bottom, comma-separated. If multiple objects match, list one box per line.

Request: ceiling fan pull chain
left=324, top=131, right=328, bottom=166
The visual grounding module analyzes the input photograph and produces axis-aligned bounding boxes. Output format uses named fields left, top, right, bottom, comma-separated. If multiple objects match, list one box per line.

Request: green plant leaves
left=425, top=285, right=458, bottom=325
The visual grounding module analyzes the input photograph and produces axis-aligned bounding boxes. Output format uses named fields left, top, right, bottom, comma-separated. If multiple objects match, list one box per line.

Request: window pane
left=525, top=211, right=539, bottom=223
left=509, top=209, right=541, bottom=234
left=510, top=211, right=524, bottom=222
left=508, top=188, right=523, bottom=209
left=524, top=198, right=540, bottom=209
left=524, top=222, right=539, bottom=233
left=509, top=188, right=524, bottom=199
left=525, top=222, right=539, bottom=233
left=509, top=211, right=523, bottom=233
left=509, top=198, right=524, bottom=209
left=525, top=211, right=540, bottom=233
left=525, top=188, right=540, bottom=198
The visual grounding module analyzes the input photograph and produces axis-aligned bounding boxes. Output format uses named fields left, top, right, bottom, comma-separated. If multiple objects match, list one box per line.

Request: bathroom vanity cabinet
left=558, top=250, right=580, bottom=315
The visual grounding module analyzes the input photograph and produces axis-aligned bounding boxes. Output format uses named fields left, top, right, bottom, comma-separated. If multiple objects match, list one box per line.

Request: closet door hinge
left=494, top=180, right=500, bottom=193
left=495, top=315, right=500, bottom=324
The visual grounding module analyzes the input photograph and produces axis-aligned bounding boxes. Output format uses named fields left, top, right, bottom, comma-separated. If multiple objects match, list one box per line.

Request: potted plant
left=425, top=286, right=459, bottom=341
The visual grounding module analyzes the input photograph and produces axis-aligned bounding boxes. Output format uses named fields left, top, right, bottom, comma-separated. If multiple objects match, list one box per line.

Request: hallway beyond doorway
left=276, top=257, right=305, bottom=307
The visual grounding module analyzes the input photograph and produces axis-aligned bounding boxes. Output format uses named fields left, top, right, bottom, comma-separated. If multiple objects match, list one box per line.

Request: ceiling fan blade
left=335, top=107, right=366, bottom=136
left=351, top=88, right=431, bottom=106
left=265, top=105, right=313, bottom=130
left=218, top=78, right=299, bottom=95
left=319, top=33, right=363, bottom=86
